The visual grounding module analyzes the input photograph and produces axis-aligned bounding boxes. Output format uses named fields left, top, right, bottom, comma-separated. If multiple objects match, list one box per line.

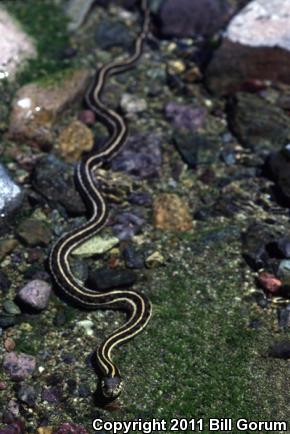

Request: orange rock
left=59, top=120, right=94, bottom=161
left=153, top=193, right=192, bottom=231
left=4, top=337, right=16, bottom=352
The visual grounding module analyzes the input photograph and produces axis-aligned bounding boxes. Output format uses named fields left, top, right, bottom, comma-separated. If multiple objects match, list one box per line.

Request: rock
left=37, top=428, right=54, bottom=434
left=122, top=245, right=144, bottom=269
left=127, top=191, right=152, bottom=207
left=0, top=164, right=24, bottom=234
left=277, top=305, right=290, bottom=329
left=153, top=193, right=192, bottom=232
left=95, top=21, right=132, bottom=50
left=173, top=130, right=219, bottom=168
left=273, top=238, right=290, bottom=259
left=257, top=272, right=282, bottom=294
left=16, top=384, right=37, bottom=407
left=16, top=218, right=52, bottom=247
left=72, top=234, right=119, bottom=258
left=112, top=211, right=144, bottom=240
left=2, top=400, right=20, bottom=425
left=53, top=423, right=88, bottom=434
left=277, top=260, right=290, bottom=284
left=41, top=386, right=62, bottom=404
left=31, top=155, right=86, bottom=216
left=0, top=271, right=11, bottom=293
left=78, top=110, right=96, bottom=126
left=9, top=69, right=91, bottom=147
left=165, top=102, right=207, bottom=131
left=111, top=133, right=162, bottom=179
left=65, top=0, right=96, bottom=31
left=268, top=340, right=290, bottom=359
left=16, top=279, right=52, bottom=311
left=3, top=352, right=36, bottom=381
left=241, top=223, right=282, bottom=271
left=206, top=0, right=290, bottom=94
left=227, top=93, right=290, bottom=151
left=3, top=300, right=21, bottom=315
left=120, top=93, right=147, bottom=114
left=0, top=314, right=19, bottom=328
left=0, top=6, right=36, bottom=80
left=87, top=267, right=137, bottom=291
left=145, top=251, right=165, bottom=268
left=58, top=120, right=94, bottom=162
left=76, top=320, right=94, bottom=336
left=266, top=148, right=290, bottom=206
left=156, top=0, right=233, bottom=38
left=0, top=239, right=18, bottom=262
left=4, top=337, right=16, bottom=352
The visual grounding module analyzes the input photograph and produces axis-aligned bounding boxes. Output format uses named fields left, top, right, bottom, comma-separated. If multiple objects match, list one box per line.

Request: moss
left=3, top=0, right=71, bottom=84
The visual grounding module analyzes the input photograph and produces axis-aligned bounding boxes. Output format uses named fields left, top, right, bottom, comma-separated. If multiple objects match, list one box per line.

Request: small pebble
left=16, top=279, right=52, bottom=311
left=3, top=300, right=21, bottom=315
left=16, top=218, right=52, bottom=247
left=3, top=352, right=36, bottom=381
left=123, top=245, right=144, bottom=269
left=58, top=119, right=94, bottom=161
left=0, top=271, right=12, bottom=294
left=16, top=384, right=37, bottom=406
left=277, top=260, right=290, bottom=283
left=153, top=193, right=192, bottom=232
left=268, top=340, right=290, bottom=359
left=145, top=251, right=166, bottom=268
left=0, top=314, right=19, bottom=328
left=78, top=110, right=96, bottom=126
left=257, top=272, right=282, bottom=294
left=4, top=337, right=16, bottom=352
left=121, top=93, right=147, bottom=114
left=72, top=234, right=119, bottom=258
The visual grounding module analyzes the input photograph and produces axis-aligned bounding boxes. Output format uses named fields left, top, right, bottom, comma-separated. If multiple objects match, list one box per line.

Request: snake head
left=101, top=376, right=123, bottom=399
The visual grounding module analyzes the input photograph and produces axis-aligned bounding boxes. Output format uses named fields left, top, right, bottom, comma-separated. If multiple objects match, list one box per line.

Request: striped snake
left=49, top=0, right=152, bottom=400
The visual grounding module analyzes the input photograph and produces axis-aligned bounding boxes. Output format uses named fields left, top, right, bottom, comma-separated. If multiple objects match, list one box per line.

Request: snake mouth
left=101, top=376, right=123, bottom=399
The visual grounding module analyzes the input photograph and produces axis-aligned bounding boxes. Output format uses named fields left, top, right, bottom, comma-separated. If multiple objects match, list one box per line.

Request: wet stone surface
left=0, top=164, right=24, bottom=234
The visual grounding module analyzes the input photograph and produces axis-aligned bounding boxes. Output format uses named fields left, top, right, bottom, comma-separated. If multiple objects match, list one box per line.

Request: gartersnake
left=49, top=0, right=151, bottom=400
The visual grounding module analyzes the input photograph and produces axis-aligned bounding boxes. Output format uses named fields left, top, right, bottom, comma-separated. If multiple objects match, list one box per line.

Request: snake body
left=49, top=0, right=151, bottom=400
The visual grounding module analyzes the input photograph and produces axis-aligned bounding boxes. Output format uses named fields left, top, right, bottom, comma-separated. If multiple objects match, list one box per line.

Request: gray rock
left=16, top=218, right=52, bottom=246
left=0, top=164, right=24, bottom=233
left=87, top=267, right=137, bottom=291
left=65, top=0, right=95, bottom=31
left=31, top=155, right=86, bottom=216
left=3, top=352, right=36, bottom=381
left=17, top=279, right=52, bottom=311
left=0, top=6, right=36, bottom=80
left=206, top=0, right=290, bottom=94
left=3, top=300, right=21, bottom=315
left=157, top=0, right=233, bottom=38
left=111, top=133, right=162, bottom=179
left=228, top=93, right=290, bottom=151
left=16, top=384, right=37, bottom=407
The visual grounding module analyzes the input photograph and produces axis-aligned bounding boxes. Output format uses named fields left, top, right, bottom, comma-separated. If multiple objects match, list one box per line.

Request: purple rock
left=165, top=102, right=207, bottom=131
left=3, top=352, right=36, bottom=381
left=111, top=133, right=162, bottom=179
left=113, top=212, right=145, bottom=240
left=16, top=279, right=51, bottom=311
left=127, top=191, right=152, bottom=207
left=41, top=386, right=61, bottom=403
left=53, top=423, right=88, bottom=434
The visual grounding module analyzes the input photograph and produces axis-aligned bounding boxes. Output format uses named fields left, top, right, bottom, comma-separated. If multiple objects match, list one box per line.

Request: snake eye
left=101, top=376, right=123, bottom=399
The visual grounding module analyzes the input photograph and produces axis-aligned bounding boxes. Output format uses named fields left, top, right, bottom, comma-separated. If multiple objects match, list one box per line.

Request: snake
left=49, top=0, right=151, bottom=400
